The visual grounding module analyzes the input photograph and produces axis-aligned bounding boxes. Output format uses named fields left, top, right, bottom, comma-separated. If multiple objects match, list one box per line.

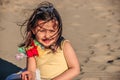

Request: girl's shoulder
left=61, top=39, right=70, bottom=50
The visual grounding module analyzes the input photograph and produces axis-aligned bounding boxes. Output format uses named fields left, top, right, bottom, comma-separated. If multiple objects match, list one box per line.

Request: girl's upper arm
left=63, top=41, right=80, bottom=70
left=27, top=57, right=36, bottom=72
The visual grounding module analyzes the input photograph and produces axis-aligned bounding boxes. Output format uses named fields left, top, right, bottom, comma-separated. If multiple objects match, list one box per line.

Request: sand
left=0, top=0, right=120, bottom=80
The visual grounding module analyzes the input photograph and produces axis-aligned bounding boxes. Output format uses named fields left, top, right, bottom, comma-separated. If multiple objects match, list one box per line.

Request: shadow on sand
left=0, top=58, right=22, bottom=80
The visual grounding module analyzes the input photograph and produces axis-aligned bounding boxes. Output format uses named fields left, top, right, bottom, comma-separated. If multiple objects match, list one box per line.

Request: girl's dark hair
left=19, top=1, right=63, bottom=51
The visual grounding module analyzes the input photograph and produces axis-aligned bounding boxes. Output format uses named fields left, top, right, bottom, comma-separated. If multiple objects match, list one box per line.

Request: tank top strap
left=61, top=40, right=70, bottom=50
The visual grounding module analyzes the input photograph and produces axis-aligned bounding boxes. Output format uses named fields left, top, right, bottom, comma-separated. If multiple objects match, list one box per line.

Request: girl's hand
left=21, top=71, right=33, bottom=80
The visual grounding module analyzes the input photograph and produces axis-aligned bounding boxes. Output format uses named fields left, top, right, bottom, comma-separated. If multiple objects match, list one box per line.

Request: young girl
left=20, top=1, right=80, bottom=80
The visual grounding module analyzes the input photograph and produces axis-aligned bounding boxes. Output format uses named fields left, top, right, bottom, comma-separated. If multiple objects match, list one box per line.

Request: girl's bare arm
left=52, top=41, right=80, bottom=80
left=21, top=57, right=36, bottom=80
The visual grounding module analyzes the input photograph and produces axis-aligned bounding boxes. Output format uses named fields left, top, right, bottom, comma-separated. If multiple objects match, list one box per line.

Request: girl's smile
left=32, top=20, right=58, bottom=48
left=42, top=38, right=54, bottom=44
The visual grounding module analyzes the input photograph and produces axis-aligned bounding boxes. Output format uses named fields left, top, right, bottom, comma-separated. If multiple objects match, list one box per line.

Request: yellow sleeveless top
left=35, top=40, right=68, bottom=79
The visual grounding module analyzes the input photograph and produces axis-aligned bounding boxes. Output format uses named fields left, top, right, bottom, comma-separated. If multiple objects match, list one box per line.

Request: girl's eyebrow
left=36, top=20, right=51, bottom=27
left=37, top=22, right=46, bottom=27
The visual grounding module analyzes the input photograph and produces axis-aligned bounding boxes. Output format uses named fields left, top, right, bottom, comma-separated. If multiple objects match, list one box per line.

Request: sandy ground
left=0, top=0, right=120, bottom=80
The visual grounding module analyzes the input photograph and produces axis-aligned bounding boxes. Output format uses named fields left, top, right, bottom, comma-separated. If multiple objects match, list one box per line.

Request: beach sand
left=0, top=0, right=120, bottom=80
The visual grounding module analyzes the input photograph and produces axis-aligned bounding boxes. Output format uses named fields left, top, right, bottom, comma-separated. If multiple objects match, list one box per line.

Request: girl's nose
left=45, top=31, right=50, bottom=38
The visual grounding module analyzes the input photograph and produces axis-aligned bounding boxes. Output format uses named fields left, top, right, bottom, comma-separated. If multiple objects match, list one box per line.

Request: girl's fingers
left=21, top=71, right=28, bottom=80
left=21, top=71, right=32, bottom=80
left=27, top=73, right=32, bottom=80
left=21, top=72, right=25, bottom=80
left=23, top=75, right=26, bottom=80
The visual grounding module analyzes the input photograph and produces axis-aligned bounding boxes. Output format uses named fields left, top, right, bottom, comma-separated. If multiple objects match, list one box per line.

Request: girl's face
left=32, top=20, right=58, bottom=48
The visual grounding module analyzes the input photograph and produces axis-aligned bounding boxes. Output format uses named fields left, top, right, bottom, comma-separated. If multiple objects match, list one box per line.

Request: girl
left=20, top=1, right=80, bottom=80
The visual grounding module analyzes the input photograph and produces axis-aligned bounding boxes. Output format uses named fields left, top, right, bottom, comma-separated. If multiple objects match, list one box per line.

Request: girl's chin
left=41, top=42, right=54, bottom=48
left=43, top=44, right=51, bottom=47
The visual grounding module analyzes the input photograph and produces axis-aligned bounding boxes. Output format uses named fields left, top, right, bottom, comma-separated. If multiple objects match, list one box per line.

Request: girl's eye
left=49, top=30, right=55, bottom=33
left=38, top=29, right=46, bottom=32
left=40, top=30, right=46, bottom=32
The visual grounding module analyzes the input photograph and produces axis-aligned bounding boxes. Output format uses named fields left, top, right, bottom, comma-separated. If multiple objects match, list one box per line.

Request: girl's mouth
left=42, top=38, right=52, bottom=43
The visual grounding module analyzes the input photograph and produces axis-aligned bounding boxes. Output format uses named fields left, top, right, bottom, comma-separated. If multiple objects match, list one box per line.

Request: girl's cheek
left=35, top=33, right=43, bottom=39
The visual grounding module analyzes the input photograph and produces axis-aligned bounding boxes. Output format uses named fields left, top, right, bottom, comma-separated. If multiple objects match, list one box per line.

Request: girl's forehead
left=37, top=20, right=58, bottom=29
left=37, top=20, right=46, bottom=24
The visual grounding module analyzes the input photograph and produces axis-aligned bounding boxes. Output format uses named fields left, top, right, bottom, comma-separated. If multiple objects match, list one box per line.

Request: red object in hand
left=26, top=41, right=39, bottom=57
